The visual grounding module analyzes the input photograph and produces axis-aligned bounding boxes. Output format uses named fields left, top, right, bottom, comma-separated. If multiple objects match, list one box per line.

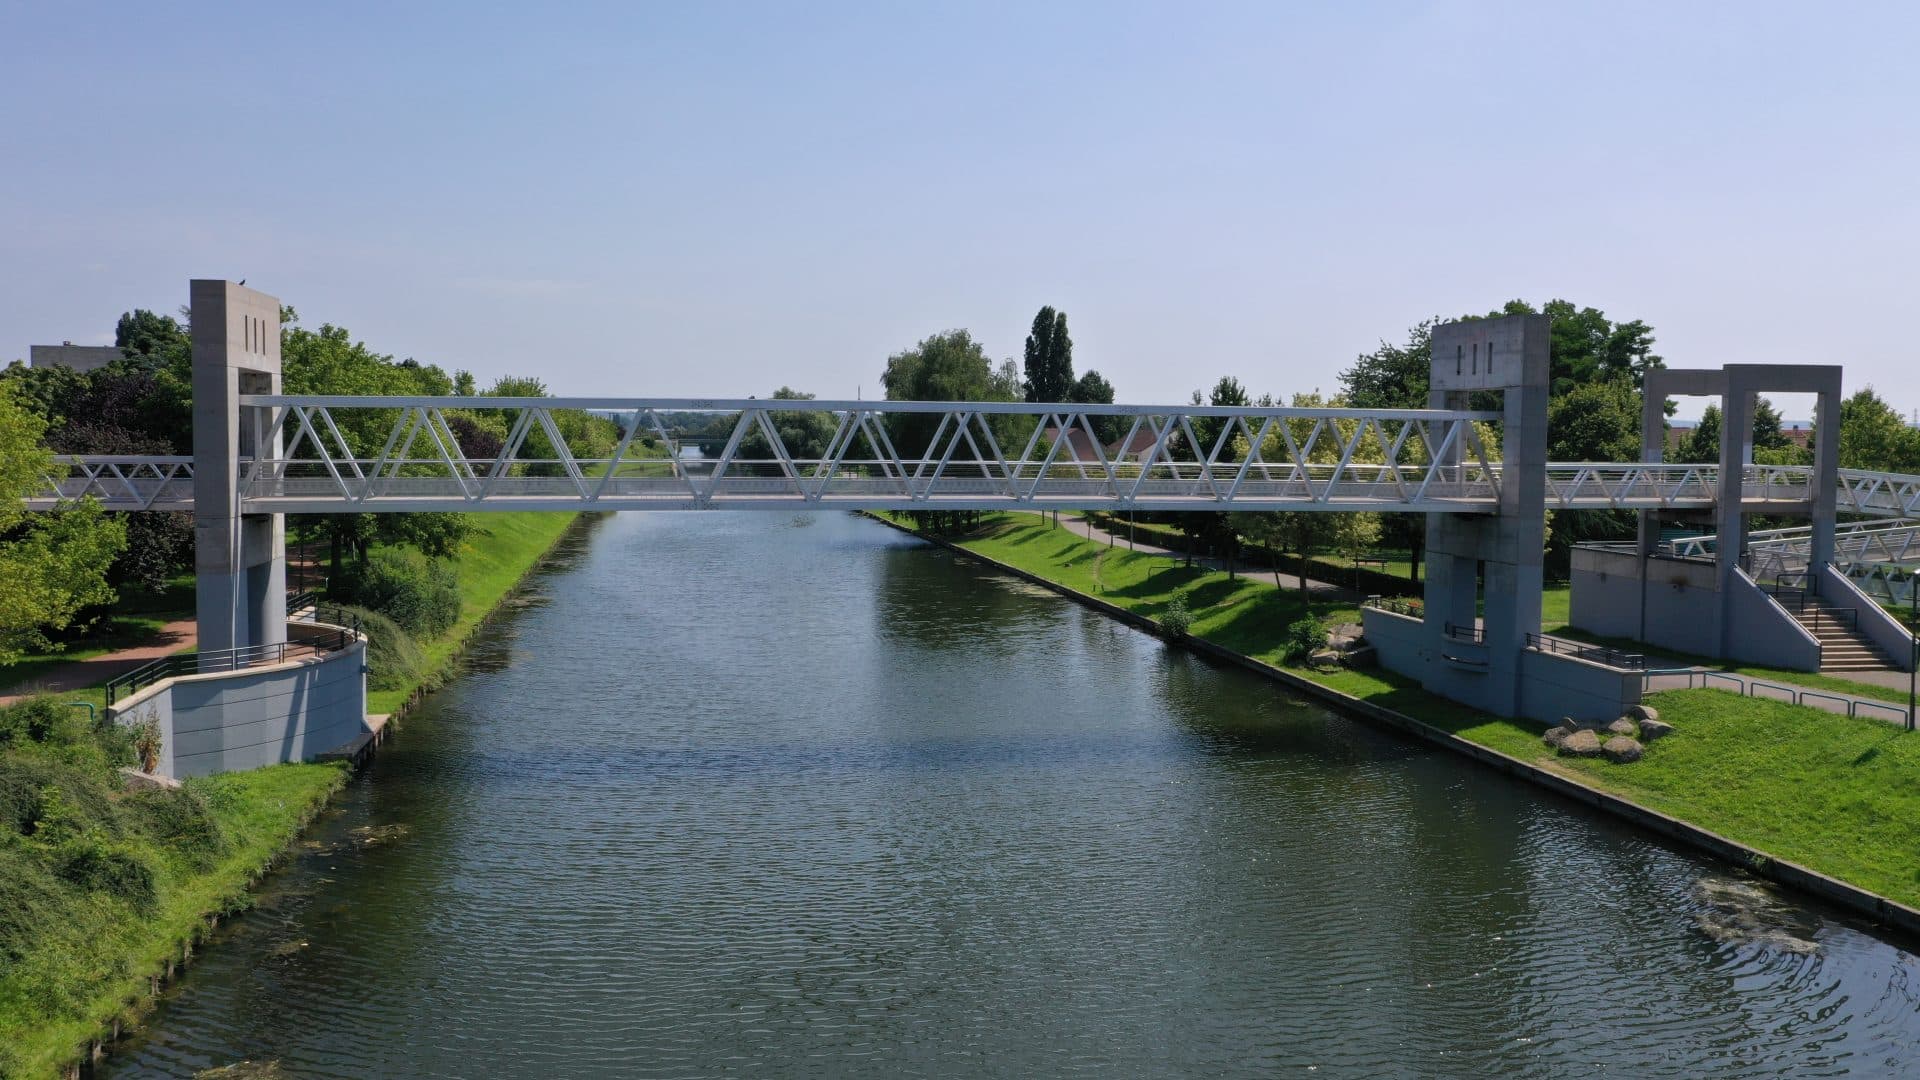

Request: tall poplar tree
left=1022, top=306, right=1075, bottom=403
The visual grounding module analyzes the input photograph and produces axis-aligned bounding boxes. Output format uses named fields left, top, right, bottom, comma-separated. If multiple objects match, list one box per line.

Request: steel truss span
left=29, top=395, right=1915, bottom=515
left=1675, top=518, right=1920, bottom=605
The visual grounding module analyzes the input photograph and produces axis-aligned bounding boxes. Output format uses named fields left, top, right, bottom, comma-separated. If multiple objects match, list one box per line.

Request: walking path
left=0, top=618, right=197, bottom=706
left=1062, top=513, right=1362, bottom=600
left=1641, top=667, right=1915, bottom=727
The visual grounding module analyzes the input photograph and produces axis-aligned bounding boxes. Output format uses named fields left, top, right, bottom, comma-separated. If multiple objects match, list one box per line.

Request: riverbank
left=0, top=510, right=591, bottom=1078
left=367, top=511, right=594, bottom=717
left=874, top=511, right=1920, bottom=929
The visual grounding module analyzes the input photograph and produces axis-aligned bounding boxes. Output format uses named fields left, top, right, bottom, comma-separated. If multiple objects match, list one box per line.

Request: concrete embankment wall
left=1360, top=606, right=1642, bottom=724
left=110, top=622, right=368, bottom=778
left=1570, top=546, right=1819, bottom=670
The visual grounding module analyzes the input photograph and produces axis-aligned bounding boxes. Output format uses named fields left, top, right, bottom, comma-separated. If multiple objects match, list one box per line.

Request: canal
left=108, top=512, right=1920, bottom=1077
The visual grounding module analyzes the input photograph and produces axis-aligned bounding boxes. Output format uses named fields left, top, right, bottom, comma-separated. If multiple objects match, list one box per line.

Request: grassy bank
left=890, top=511, right=1920, bottom=911
left=0, top=699, right=346, bottom=1078
left=364, top=510, right=585, bottom=715
left=904, top=513, right=1361, bottom=665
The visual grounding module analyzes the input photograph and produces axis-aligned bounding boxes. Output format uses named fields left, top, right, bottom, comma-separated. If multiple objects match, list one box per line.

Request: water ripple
left=105, top=512, right=1920, bottom=1078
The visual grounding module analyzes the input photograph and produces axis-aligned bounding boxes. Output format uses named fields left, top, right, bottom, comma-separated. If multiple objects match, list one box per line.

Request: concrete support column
left=1715, top=382, right=1754, bottom=653
left=1417, top=314, right=1550, bottom=717
left=192, top=280, right=286, bottom=657
left=1808, top=373, right=1843, bottom=574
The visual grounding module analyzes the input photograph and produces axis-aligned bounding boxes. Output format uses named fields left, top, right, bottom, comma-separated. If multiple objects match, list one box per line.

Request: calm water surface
left=106, top=513, right=1920, bottom=1077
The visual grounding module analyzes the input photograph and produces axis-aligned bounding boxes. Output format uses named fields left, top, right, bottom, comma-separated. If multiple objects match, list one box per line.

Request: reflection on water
left=106, top=513, right=1920, bottom=1078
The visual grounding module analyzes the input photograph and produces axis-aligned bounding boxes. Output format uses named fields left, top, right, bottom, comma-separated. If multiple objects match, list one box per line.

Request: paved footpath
left=1061, top=512, right=1364, bottom=600
left=0, top=618, right=197, bottom=706
left=1642, top=666, right=1916, bottom=727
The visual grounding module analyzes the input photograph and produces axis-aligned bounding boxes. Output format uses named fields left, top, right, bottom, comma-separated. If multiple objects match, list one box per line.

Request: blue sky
left=3, top=1, right=1915, bottom=419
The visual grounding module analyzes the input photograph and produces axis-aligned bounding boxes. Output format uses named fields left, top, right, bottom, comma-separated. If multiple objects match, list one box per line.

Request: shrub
left=0, top=757, right=122, bottom=840
left=333, top=603, right=431, bottom=691
left=0, top=845, right=63, bottom=962
left=127, top=784, right=228, bottom=866
left=55, top=836, right=157, bottom=911
left=0, top=697, right=83, bottom=748
left=335, top=548, right=461, bottom=638
left=1160, top=594, right=1194, bottom=638
left=1283, top=616, right=1328, bottom=663
left=1370, top=596, right=1424, bottom=618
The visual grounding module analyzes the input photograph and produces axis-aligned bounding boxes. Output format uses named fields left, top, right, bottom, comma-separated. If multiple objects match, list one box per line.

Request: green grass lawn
left=895, top=511, right=1920, bottom=911
left=917, top=513, right=1361, bottom=666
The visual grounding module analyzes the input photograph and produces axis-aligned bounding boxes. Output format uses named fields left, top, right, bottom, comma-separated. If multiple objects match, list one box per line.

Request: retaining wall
left=109, top=622, right=368, bottom=778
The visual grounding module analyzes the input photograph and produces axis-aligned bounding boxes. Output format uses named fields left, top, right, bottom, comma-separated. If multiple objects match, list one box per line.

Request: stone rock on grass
left=1559, top=729, right=1604, bottom=757
left=1603, top=736, right=1644, bottom=763
left=1308, top=649, right=1344, bottom=671
left=1607, top=718, right=1639, bottom=737
left=1628, top=704, right=1661, bottom=724
left=1542, top=725, right=1572, bottom=749
left=1639, top=718, right=1674, bottom=741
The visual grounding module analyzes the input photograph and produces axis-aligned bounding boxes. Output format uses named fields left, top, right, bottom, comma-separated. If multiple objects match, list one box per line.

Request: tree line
left=0, top=305, right=629, bottom=661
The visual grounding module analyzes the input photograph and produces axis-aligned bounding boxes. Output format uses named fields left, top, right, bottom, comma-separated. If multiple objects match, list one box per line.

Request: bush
left=1160, top=595, right=1193, bottom=638
left=0, top=697, right=83, bottom=749
left=337, top=604, right=430, bottom=691
left=0, top=757, right=122, bottom=840
left=1283, top=616, right=1328, bottom=663
left=55, top=836, right=157, bottom=911
left=127, top=784, right=228, bottom=866
left=335, top=548, right=461, bottom=638
left=0, top=845, right=63, bottom=962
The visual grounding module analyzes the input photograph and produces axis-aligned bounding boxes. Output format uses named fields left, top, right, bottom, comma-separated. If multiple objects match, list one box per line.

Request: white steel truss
left=1839, top=467, right=1920, bottom=519
left=21, top=396, right=1920, bottom=518
left=220, top=396, right=1523, bottom=513
left=28, top=456, right=196, bottom=511
left=1672, top=518, right=1920, bottom=605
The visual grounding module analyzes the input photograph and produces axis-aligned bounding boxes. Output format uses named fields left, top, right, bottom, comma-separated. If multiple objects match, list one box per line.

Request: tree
left=1238, top=392, right=1382, bottom=591
left=737, top=387, right=839, bottom=464
left=45, top=422, right=191, bottom=592
left=1836, top=388, right=1920, bottom=472
left=880, top=329, right=1017, bottom=458
left=1548, top=377, right=1641, bottom=463
left=1021, top=306, right=1075, bottom=403
left=1675, top=396, right=1807, bottom=465
left=1067, top=369, right=1118, bottom=443
left=114, top=309, right=191, bottom=370
left=1544, top=377, right=1642, bottom=567
left=1341, top=318, right=1437, bottom=412
left=0, top=384, right=127, bottom=662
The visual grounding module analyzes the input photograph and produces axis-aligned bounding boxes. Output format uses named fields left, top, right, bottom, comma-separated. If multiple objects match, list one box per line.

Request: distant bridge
left=29, top=395, right=1905, bottom=516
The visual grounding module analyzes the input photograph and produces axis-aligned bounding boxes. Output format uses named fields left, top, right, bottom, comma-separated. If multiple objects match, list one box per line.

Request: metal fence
left=106, top=611, right=362, bottom=707
left=1639, top=667, right=1913, bottom=726
left=1526, top=632, right=1646, bottom=670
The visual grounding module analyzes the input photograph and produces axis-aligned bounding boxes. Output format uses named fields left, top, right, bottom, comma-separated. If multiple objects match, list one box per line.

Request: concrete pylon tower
left=191, top=280, right=287, bottom=656
left=1421, top=314, right=1550, bottom=717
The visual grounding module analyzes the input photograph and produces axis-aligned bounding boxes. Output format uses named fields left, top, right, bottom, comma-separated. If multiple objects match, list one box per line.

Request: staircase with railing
left=1763, top=583, right=1895, bottom=672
